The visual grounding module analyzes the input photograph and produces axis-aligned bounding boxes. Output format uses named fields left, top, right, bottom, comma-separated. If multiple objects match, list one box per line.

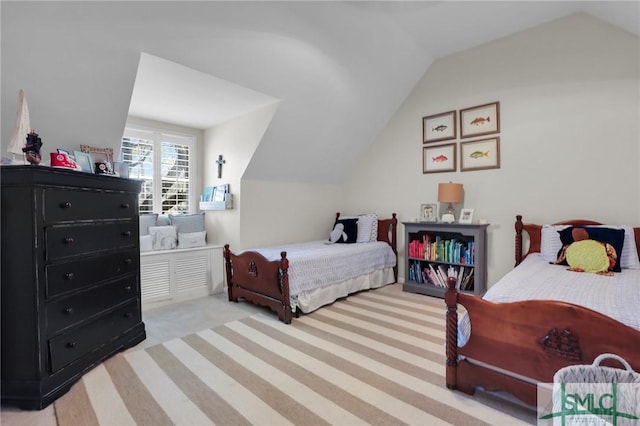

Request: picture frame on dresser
left=74, top=151, right=93, bottom=173
left=80, top=144, right=114, bottom=164
left=113, top=161, right=130, bottom=178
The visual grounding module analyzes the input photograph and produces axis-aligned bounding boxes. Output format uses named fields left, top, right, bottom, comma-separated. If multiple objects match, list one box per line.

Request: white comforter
left=459, top=253, right=640, bottom=345
left=245, top=240, right=397, bottom=304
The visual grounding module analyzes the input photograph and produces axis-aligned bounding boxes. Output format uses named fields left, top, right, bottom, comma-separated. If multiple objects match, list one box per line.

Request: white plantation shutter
left=160, top=139, right=190, bottom=213
left=121, top=127, right=195, bottom=214
left=121, top=134, right=154, bottom=213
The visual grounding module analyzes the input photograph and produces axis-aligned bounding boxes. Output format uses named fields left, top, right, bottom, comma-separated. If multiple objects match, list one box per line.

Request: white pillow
left=540, top=224, right=640, bottom=269
left=139, top=234, right=153, bottom=252
left=367, top=213, right=379, bottom=242
left=341, top=213, right=378, bottom=243
left=178, top=231, right=207, bottom=249
left=540, top=225, right=569, bottom=262
left=149, top=225, right=178, bottom=250
left=139, top=213, right=158, bottom=236
left=618, top=225, right=640, bottom=269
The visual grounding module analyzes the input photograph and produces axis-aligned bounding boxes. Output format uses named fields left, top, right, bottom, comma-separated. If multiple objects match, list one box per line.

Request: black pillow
left=556, top=226, right=625, bottom=272
left=329, top=218, right=359, bottom=244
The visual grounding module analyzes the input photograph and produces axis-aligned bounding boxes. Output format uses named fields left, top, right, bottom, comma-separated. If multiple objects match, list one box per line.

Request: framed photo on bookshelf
left=459, top=208, right=474, bottom=224
left=420, top=203, right=438, bottom=222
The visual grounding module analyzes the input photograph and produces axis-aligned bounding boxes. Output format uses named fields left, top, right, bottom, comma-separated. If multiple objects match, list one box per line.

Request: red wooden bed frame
left=223, top=213, right=398, bottom=324
left=445, top=215, right=640, bottom=406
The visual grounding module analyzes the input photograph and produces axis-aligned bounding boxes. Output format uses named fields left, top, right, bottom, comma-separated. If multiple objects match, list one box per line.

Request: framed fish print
left=460, top=101, right=500, bottom=138
left=423, top=110, right=456, bottom=144
left=423, top=143, right=456, bottom=174
left=460, top=137, right=500, bottom=172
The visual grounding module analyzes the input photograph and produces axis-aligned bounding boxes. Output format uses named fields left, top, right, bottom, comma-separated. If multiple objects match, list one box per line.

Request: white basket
left=548, top=354, right=640, bottom=425
left=554, top=353, right=640, bottom=384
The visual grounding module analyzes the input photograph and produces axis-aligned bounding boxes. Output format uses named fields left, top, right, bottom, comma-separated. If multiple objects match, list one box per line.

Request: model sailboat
left=7, top=89, right=31, bottom=164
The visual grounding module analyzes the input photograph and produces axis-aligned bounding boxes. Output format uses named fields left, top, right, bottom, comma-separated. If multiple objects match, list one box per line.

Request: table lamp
left=438, top=182, right=463, bottom=223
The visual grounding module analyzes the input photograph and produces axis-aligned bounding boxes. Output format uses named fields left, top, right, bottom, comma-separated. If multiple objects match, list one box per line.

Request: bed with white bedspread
left=458, top=253, right=640, bottom=346
left=445, top=215, right=640, bottom=407
left=224, top=213, right=398, bottom=323
left=246, top=240, right=396, bottom=313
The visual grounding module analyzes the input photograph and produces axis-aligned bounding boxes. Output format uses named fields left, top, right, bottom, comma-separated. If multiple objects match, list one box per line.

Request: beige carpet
left=54, top=285, right=536, bottom=425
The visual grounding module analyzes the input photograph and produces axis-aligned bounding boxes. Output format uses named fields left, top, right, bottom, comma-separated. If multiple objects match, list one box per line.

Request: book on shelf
left=461, top=268, right=474, bottom=291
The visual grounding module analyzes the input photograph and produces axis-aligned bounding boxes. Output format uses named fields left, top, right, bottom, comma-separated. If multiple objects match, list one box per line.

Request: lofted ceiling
left=3, top=1, right=639, bottom=184
left=124, top=1, right=639, bottom=183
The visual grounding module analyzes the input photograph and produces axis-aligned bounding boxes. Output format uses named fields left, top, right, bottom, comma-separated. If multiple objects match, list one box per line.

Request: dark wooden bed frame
left=223, top=213, right=398, bottom=324
left=445, top=215, right=640, bottom=406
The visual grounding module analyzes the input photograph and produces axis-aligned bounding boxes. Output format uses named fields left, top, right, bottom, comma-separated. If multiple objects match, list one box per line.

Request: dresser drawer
left=48, top=300, right=141, bottom=373
left=44, top=188, right=137, bottom=223
left=45, top=250, right=138, bottom=298
left=47, top=276, right=139, bottom=335
left=46, top=222, right=137, bottom=261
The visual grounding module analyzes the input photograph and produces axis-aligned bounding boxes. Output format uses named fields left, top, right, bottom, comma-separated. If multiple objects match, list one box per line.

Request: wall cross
left=216, top=155, right=226, bottom=179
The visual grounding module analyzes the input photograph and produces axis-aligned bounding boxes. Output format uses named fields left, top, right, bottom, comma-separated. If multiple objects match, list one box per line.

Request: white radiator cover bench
left=140, top=244, right=224, bottom=311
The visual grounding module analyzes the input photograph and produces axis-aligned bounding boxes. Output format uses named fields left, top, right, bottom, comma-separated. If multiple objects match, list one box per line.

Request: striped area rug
left=54, top=284, right=535, bottom=425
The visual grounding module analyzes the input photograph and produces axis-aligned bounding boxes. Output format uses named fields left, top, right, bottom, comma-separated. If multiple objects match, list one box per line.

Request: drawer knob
left=124, top=285, right=132, bottom=292
left=64, top=237, right=74, bottom=245
left=64, top=307, right=74, bottom=315
left=66, top=342, right=77, bottom=349
left=122, top=231, right=132, bottom=237
left=124, top=258, right=132, bottom=265
left=121, top=203, right=130, bottom=209
left=65, top=272, right=75, bottom=280
left=60, top=202, right=72, bottom=209
left=124, top=312, right=133, bottom=318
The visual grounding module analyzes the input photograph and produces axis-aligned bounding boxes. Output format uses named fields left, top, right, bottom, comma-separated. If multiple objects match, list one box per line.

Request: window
left=121, top=126, right=195, bottom=214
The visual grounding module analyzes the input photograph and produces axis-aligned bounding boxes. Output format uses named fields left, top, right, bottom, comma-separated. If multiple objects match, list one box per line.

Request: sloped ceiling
left=2, top=1, right=638, bottom=184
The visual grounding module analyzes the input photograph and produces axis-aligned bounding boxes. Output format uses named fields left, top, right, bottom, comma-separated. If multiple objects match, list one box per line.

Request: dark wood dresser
left=1, top=165, right=146, bottom=409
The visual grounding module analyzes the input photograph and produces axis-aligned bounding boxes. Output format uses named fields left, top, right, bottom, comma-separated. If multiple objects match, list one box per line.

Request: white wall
left=342, top=13, right=640, bottom=286
left=240, top=179, right=342, bottom=250
left=202, top=103, right=279, bottom=250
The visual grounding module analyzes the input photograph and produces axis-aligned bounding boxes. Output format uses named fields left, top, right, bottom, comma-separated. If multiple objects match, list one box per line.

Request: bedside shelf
left=402, top=221, right=488, bottom=298
left=199, top=194, right=233, bottom=210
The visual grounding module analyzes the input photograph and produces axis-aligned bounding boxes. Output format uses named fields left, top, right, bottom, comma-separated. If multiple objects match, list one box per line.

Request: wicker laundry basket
left=547, top=354, right=640, bottom=425
left=553, top=353, right=640, bottom=384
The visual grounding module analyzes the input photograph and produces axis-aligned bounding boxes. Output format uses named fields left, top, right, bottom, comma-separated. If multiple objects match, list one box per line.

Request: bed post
left=444, top=276, right=459, bottom=390
left=223, top=244, right=236, bottom=302
left=515, top=215, right=524, bottom=267
left=391, top=213, right=398, bottom=281
left=279, top=251, right=292, bottom=324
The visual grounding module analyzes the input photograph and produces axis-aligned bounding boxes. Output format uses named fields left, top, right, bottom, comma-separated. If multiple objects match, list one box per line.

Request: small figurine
left=22, top=130, right=43, bottom=165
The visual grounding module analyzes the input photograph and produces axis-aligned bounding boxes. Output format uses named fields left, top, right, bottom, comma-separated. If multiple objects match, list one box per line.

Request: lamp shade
left=437, top=182, right=463, bottom=204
